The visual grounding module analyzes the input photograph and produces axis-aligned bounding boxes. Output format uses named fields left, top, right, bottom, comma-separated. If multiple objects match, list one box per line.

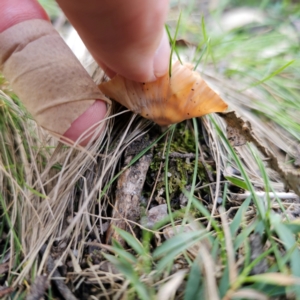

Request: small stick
left=167, top=152, right=196, bottom=159
left=40, top=245, right=78, bottom=300
left=231, top=191, right=299, bottom=201
left=106, top=137, right=153, bottom=246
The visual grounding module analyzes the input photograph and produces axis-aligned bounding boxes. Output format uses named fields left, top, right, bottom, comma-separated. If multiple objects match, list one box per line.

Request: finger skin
left=0, top=0, right=49, bottom=32
left=56, top=0, right=170, bottom=82
left=63, top=100, right=107, bottom=145
left=0, top=0, right=108, bottom=146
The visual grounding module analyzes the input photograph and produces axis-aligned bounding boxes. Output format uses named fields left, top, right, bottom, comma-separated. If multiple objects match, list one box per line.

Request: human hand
left=0, top=0, right=170, bottom=145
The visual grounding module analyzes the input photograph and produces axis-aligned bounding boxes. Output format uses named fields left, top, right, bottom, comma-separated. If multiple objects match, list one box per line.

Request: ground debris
left=163, top=222, right=211, bottom=259
left=40, top=245, right=78, bottom=300
left=106, top=135, right=153, bottom=245
left=99, top=260, right=120, bottom=274
left=249, top=233, right=268, bottom=275
left=293, top=144, right=300, bottom=168
left=168, top=152, right=196, bottom=159
left=0, top=262, right=9, bottom=275
left=0, top=286, right=14, bottom=298
left=220, top=111, right=300, bottom=196
left=142, top=204, right=168, bottom=228
left=26, top=275, right=48, bottom=300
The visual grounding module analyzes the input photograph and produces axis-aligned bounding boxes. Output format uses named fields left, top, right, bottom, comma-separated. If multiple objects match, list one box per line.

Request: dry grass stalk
left=219, top=206, right=238, bottom=285
left=157, top=269, right=187, bottom=300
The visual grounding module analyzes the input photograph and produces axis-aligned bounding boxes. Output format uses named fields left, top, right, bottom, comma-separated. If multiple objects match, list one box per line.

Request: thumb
left=57, top=0, right=171, bottom=82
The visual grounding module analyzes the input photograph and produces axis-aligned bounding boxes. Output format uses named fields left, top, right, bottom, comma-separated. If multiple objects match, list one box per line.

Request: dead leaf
left=226, top=126, right=247, bottom=146
left=220, top=111, right=300, bottom=196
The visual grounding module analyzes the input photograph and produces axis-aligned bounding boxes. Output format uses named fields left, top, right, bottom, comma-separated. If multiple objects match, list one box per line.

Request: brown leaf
left=220, top=111, right=300, bottom=196
left=226, top=126, right=246, bottom=146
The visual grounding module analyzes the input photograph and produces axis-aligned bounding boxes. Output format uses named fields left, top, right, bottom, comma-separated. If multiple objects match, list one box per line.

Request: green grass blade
left=245, top=60, right=295, bottom=90
left=165, top=125, right=177, bottom=226
left=114, top=228, right=145, bottom=256
left=184, top=258, right=203, bottom=300
left=103, top=253, right=151, bottom=300
left=230, top=196, right=251, bottom=236
left=186, top=191, right=223, bottom=237
left=272, top=214, right=300, bottom=299
left=111, top=240, right=138, bottom=264
left=153, top=230, right=210, bottom=273
left=165, top=11, right=183, bottom=77
left=225, top=176, right=249, bottom=191
left=182, top=118, right=199, bottom=227
left=209, top=116, right=266, bottom=221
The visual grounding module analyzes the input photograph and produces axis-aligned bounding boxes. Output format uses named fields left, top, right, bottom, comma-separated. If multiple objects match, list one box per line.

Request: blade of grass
left=182, top=118, right=199, bottom=227
left=230, top=196, right=251, bottom=236
left=272, top=214, right=300, bottom=299
left=225, top=176, right=249, bottom=191
left=153, top=230, right=210, bottom=273
left=113, top=228, right=145, bottom=256
left=165, top=11, right=182, bottom=76
left=184, top=257, right=203, bottom=300
left=103, top=253, right=152, bottom=300
left=242, top=60, right=295, bottom=91
left=209, top=116, right=266, bottom=221
left=164, top=124, right=177, bottom=227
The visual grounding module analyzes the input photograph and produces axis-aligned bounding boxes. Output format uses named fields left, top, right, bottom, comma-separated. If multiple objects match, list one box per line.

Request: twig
left=106, top=136, right=153, bottom=245
left=231, top=191, right=299, bottom=201
left=40, top=245, right=78, bottom=300
left=167, top=152, right=196, bottom=159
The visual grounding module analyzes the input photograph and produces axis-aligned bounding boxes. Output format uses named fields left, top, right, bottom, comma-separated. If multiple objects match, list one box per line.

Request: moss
left=147, top=121, right=211, bottom=203
left=171, top=123, right=196, bottom=153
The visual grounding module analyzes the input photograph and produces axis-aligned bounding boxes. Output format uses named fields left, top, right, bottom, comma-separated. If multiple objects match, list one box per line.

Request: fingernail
left=153, top=30, right=170, bottom=79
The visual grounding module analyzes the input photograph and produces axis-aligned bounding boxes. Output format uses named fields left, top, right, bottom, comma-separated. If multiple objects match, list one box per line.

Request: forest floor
left=1, top=0, right=300, bottom=299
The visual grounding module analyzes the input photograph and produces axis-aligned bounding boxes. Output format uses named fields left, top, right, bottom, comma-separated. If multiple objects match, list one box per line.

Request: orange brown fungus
left=99, top=61, right=228, bottom=126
